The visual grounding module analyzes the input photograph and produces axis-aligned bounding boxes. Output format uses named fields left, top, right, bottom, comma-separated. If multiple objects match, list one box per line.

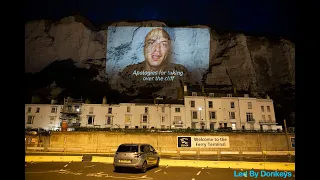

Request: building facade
left=25, top=104, right=63, bottom=131
left=25, top=95, right=281, bottom=131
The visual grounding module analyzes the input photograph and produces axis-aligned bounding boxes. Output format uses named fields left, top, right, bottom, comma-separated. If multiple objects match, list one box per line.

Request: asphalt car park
left=25, top=162, right=295, bottom=180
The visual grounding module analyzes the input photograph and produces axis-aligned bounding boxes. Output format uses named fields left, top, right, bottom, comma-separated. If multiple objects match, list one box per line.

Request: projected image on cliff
left=106, top=26, right=210, bottom=97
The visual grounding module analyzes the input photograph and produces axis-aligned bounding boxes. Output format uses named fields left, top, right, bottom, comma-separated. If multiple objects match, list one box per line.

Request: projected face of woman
left=144, top=29, right=170, bottom=70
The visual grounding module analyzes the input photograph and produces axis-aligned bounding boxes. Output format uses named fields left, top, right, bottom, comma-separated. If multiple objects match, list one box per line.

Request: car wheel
left=155, top=158, right=160, bottom=167
left=141, top=161, right=147, bottom=173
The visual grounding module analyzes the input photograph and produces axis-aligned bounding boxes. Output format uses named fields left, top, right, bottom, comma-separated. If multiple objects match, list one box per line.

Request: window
left=145, top=107, right=148, bottom=113
left=227, top=94, right=232, bottom=97
left=75, top=106, right=80, bottom=112
left=191, top=101, right=195, bottom=107
left=161, top=117, right=165, bottom=122
left=125, top=115, right=131, bottom=124
left=142, top=115, right=148, bottom=123
left=230, top=102, right=235, bottom=108
left=27, top=107, right=31, bottom=113
left=50, top=116, right=55, bottom=120
left=87, top=116, right=94, bottom=125
left=174, top=116, right=182, bottom=124
left=89, top=107, right=94, bottom=114
left=268, top=115, right=272, bottom=121
left=261, top=106, right=264, bottom=112
left=125, top=126, right=129, bottom=129
left=208, top=101, right=213, bottom=108
left=175, top=108, right=180, bottom=112
left=127, top=106, right=130, bottom=112
left=229, top=112, right=235, bottom=119
left=106, top=116, right=112, bottom=125
left=162, top=107, right=165, bottom=113
left=248, top=102, right=252, bottom=109
left=224, top=123, right=227, bottom=127
left=51, top=107, right=57, bottom=113
left=209, top=93, right=214, bottom=97
left=192, top=92, right=197, bottom=96
left=143, top=125, right=147, bottom=129
left=161, top=125, right=166, bottom=129
left=140, top=145, right=150, bottom=153
left=262, top=115, right=266, bottom=121
left=246, top=113, right=254, bottom=122
left=36, top=107, right=40, bottom=113
left=192, top=111, right=197, bottom=119
left=209, top=111, right=216, bottom=119
left=27, top=116, right=34, bottom=124
left=108, top=107, right=112, bottom=114
left=267, top=106, right=270, bottom=112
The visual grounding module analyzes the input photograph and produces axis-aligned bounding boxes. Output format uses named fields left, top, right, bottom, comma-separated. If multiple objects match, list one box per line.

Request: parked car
left=113, top=143, right=160, bottom=173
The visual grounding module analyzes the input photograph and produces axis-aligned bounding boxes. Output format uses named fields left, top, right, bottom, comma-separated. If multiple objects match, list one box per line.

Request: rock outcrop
left=25, top=16, right=295, bottom=97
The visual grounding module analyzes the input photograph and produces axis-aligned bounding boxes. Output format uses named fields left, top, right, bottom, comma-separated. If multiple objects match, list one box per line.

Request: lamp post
left=199, top=107, right=202, bottom=129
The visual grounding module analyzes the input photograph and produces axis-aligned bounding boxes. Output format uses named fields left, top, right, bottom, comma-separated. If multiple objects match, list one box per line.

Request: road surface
left=25, top=162, right=295, bottom=180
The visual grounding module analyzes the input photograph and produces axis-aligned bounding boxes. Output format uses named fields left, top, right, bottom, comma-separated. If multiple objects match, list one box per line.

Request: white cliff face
left=25, top=16, right=295, bottom=95
left=25, top=16, right=107, bottom=72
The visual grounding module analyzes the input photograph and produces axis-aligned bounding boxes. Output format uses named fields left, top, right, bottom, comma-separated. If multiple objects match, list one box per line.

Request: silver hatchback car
left=113, top=143, right=160, bottom=172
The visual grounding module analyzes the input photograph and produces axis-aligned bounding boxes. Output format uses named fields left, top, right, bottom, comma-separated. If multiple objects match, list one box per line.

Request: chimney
left=51, top=99, right=56, bottom=104
left=184, top=85, right=188, bottom=96
left=184, top=85, right=187, bottom=92
left=102, top=96, right=107, bottom=104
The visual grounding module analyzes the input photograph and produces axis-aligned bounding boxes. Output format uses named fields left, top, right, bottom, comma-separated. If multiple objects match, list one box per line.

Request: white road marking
left=86, top=172, right=153, bottom=179
left=154, top=169, right=162, bottom=173
left=64, top=164, right=68, bottom=167
left=206, top=172, right=210, bottom=174
left=201, top=168, right=204, bottom=169
left=164, top=172, right=167, bottom=174
left=192, top=178, right=195, bottom=180
left=196, top=171, right=201, bottom=175
left=85, top=165, right=96, bottom=168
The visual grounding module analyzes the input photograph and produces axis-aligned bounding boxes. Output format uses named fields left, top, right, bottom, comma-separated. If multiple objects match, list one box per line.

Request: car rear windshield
left=116, top=145, right=139, bottom=152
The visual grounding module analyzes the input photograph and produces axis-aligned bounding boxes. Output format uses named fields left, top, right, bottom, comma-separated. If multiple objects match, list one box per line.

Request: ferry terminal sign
left=177, top=136, right=230, bottom=148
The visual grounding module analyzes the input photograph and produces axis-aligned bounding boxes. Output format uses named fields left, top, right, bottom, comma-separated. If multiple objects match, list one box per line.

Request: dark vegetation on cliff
left=25, top=59, right=295, bottom=127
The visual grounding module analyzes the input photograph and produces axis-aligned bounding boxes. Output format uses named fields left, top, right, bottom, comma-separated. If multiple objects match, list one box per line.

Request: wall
left=47, top=132, right=295, bottom=153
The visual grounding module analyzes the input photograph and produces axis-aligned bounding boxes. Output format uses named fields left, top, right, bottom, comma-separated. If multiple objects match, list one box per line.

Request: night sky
left=25, top=0, right=295, bottom=41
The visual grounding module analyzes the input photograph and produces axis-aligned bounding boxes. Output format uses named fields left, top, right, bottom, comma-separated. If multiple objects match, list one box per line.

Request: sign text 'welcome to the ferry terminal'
left=177, top=136, right=230, bottom=148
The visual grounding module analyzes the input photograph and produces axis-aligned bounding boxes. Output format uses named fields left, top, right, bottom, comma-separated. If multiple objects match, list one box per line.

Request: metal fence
left=67, top=127, right=295, bottom=134
left=25, top=142, right=295, bottom=163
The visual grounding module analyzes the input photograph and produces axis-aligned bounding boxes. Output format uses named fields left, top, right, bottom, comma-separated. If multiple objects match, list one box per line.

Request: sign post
left=284, top=119, right=291, bottom=151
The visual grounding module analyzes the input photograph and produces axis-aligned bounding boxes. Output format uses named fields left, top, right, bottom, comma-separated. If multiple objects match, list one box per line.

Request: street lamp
left=198, top=107, right=203, bottom=129
left=198, top=107, right=202, bottom=120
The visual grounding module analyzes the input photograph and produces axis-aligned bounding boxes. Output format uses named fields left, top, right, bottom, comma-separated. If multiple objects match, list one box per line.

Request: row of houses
left=25, top=92, right=282, bottom=131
